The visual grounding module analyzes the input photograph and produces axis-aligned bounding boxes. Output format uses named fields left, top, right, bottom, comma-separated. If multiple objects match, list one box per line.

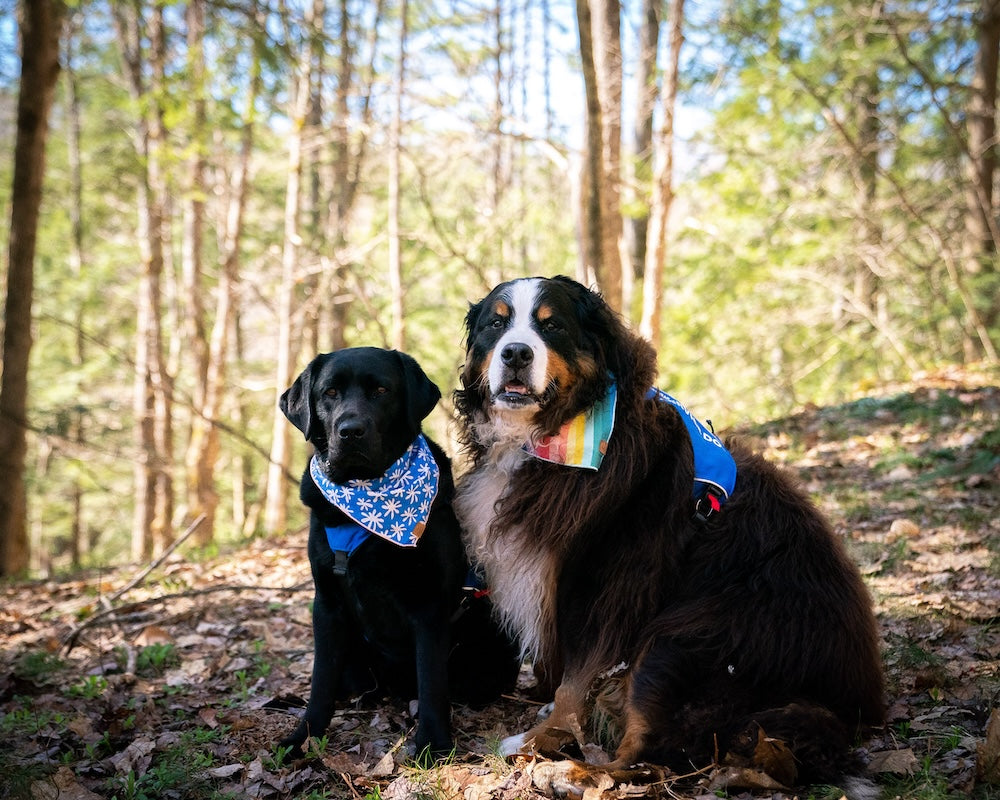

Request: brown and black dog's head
left=281, top=347, right=440, bottom=483
left=454, top=275, right=644, bottom=440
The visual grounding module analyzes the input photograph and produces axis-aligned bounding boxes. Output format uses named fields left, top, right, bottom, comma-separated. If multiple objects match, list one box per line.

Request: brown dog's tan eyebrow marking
left=536, top=304, right=554, bottom=322
left=493, top=300, right=510, bottom=317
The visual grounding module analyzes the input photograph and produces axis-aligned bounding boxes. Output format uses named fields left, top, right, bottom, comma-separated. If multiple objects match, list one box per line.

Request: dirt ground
left=1, top=367, right=998, bottom=800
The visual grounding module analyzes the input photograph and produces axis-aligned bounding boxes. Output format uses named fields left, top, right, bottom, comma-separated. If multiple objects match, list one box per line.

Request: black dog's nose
left=336, top=419, right=367, bottom=440
left=500, top=342, right=533, bottom=369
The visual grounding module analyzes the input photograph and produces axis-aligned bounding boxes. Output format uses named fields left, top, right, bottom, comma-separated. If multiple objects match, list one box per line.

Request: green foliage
left=65, top=675, right=108, bottom=700
left=1, top=702, right=67, bottom=738
left=9, top=0, right=1000, bottom=572
left=0, top=748, right=53, bottom=800
left=12, top=650, right=65, bottom=683
left=104, top=730, right=222, bottom=800
left=134, top=643, right=180, bottom=676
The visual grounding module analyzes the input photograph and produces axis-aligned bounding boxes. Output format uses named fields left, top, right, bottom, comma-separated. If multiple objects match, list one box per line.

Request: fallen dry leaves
left=2, top=368, right=998, bottom=799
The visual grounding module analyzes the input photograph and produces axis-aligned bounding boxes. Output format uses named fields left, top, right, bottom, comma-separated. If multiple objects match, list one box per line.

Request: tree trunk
left=575, top=0, right=602, bottom=287
left=640, top=0, right=684, bottom=344
left=182, top=0, right=213, bottom=545
left=388, top=0, right=409, bottom=351
left=626, top=0, right=660, bottom=285
left=114, top=1, right=174, bottom=560
left=964, top=0, right=1000, bottom=359
left=0, top=0, right=64, bottom=577
left=65, top=10, right=88, bottom=568
left=592, top=0, right=623, bottom=311
left=576, top=0, right=623, bottom=310
left=187, top=0, right=260, bottom=546
left=264, top=0, right=324, bottom=536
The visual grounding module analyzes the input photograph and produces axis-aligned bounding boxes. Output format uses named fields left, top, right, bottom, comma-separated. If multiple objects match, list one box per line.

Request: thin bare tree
left=575, top=0, right=623, bottom=310
left=264, top=0, right=325, bottom=536
left=0, top=0, right=64, bottom=577
left=964, top=0, right=1000, bottom=358
left=640, top=0, right=684, bottom=343
left=388, top=0, right=409, bottom=351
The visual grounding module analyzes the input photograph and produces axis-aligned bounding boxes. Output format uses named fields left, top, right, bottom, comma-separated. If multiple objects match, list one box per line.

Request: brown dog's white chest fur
left=454, top=443, right=556, bottom=663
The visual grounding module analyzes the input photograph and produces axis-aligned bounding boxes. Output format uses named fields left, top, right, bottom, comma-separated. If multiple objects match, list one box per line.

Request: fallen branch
left=101, top=514, right=206, bottom=609
left=64, top=580, right=309, bottom=653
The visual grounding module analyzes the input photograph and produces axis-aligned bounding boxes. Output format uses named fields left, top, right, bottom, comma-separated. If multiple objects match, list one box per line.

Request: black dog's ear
left=280, top=358, right=321, bottom=441
left=395, top=351, right=441, bottom=430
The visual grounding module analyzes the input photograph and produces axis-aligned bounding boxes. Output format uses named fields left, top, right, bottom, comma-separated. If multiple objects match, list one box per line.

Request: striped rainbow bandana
left=310, top=434, right=439, bottom=547
left=526, top=382, right=617, bottom=470
left=524, top=383, right=737, bottom=506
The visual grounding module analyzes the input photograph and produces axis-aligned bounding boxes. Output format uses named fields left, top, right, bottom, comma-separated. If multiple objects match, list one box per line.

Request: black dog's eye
left=374, top=386, right=388, bottom=397
left=324, top=388, right=339, bottom=398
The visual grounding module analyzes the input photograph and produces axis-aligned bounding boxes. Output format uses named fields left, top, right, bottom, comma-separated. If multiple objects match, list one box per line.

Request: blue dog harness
left=646, top=387, right=737, bottom=522
left=524, top=381, right=737, bottom=522
left=311, top=434, right=439, bottom=573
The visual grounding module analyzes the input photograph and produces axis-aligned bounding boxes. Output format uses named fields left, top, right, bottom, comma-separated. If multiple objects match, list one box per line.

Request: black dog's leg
left=411, top=615, right=453, bottom=757
left=279, top=589, right=344, bottom=756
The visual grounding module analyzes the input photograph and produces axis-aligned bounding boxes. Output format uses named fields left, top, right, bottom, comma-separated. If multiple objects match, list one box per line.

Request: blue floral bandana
left=310, top=434, right=439, bottom=549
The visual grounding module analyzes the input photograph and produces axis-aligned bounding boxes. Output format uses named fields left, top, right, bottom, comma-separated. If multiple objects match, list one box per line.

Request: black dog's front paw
left=413, top=724, right=454, bottom=763
left=277, top=725, right=308, bottom=762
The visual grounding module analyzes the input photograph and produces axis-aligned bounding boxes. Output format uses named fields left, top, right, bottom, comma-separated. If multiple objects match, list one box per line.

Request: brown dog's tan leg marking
left=502, top=679, right=590, bottom=757
left=606, top=698, right=653, bottom=769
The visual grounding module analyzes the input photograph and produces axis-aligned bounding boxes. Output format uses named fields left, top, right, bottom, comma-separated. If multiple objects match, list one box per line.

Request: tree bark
left=626, top=0, right=660, bottom=285
left=186, top=0, right=260, bottom=546
left=181, top=0, right=213, bottom=545
left=65, top=9, right=87, bottom=569
left=575, top=0, right=602, bottom=287
left=592, top=0, right=623, bottom=310
left=0, top=0, right=64, bottom=577
left=576, top=0, right=623, bottom=310
left=964, top=0, right=1000, bottom=357
left=115, top=1, right=174, bottom=561
left=264, top=0, right=324, bottom=536
left=388, top=0, right=409, bottom=351
left=640, top=0, right=684, bottom=343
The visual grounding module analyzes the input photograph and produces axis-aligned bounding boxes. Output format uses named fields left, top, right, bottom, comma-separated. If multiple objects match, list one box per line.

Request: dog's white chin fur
left=469, top=404, right=541, bottom=452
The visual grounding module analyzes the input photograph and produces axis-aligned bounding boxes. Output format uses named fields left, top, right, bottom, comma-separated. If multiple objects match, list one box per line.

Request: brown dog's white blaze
left=485, top=278, right=550, bottom=408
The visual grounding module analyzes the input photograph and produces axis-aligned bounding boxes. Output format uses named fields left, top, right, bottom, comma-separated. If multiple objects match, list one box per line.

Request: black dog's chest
left=309, top=514, right=460, bottom=651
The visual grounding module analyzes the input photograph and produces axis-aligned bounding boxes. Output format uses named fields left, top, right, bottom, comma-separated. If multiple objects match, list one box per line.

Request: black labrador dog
left=278, top=347, right=519, bottom=758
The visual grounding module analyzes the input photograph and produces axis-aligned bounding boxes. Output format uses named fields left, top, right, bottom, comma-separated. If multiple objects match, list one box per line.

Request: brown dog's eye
left=489, top=316, right=505, bottom=330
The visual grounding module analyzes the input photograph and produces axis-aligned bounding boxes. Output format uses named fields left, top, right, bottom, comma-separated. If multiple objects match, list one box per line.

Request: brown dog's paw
left=501, top=713, right=586, bottom=759
left=530, top=760, right=611, bottom=797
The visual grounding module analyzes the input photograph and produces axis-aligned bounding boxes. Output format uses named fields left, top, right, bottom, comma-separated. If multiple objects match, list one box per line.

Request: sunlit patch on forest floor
left=1, top=367, right=998, bottom=800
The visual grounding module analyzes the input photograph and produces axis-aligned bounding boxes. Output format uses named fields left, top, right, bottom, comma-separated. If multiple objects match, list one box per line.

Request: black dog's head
left=455, top=275, right=636, bottom=438
left=281, top=347, right=441, bottom=482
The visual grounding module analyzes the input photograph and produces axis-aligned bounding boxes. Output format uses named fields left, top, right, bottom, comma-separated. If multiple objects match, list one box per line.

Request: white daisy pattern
left=309, top=434, right=439, bottom=547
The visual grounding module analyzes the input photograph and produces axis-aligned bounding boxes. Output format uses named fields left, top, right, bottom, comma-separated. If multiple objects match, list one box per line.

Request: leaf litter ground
left=1, top=367, right=998, bottom=800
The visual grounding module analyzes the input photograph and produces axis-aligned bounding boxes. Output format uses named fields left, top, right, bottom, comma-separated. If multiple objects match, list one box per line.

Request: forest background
left=1, top=0, right=999, bottom=577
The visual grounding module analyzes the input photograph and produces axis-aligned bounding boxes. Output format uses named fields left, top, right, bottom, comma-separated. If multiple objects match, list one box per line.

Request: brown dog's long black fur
left=453, top=276, right=884, bottom=786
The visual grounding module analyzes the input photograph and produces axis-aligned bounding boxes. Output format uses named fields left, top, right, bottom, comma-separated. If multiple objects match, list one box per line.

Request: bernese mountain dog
left=453, top=275, right=884, bottom=788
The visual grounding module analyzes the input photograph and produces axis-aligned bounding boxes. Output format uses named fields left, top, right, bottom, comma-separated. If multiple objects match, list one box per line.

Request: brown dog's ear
left=280, top=358, right=320, bottom=441
left=395, top=351, right=441, bottom=430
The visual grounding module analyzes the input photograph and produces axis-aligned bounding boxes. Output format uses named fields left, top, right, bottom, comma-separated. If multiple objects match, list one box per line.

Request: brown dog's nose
left=500, top=342, right=533, bottom=369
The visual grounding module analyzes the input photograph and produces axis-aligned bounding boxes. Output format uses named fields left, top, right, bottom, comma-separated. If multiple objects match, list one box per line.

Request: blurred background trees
left=0, top=0, right=997, bottom=575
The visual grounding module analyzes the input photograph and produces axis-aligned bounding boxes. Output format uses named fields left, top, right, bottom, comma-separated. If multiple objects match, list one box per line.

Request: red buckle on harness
left=694, top=492, right=722, bottom=524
